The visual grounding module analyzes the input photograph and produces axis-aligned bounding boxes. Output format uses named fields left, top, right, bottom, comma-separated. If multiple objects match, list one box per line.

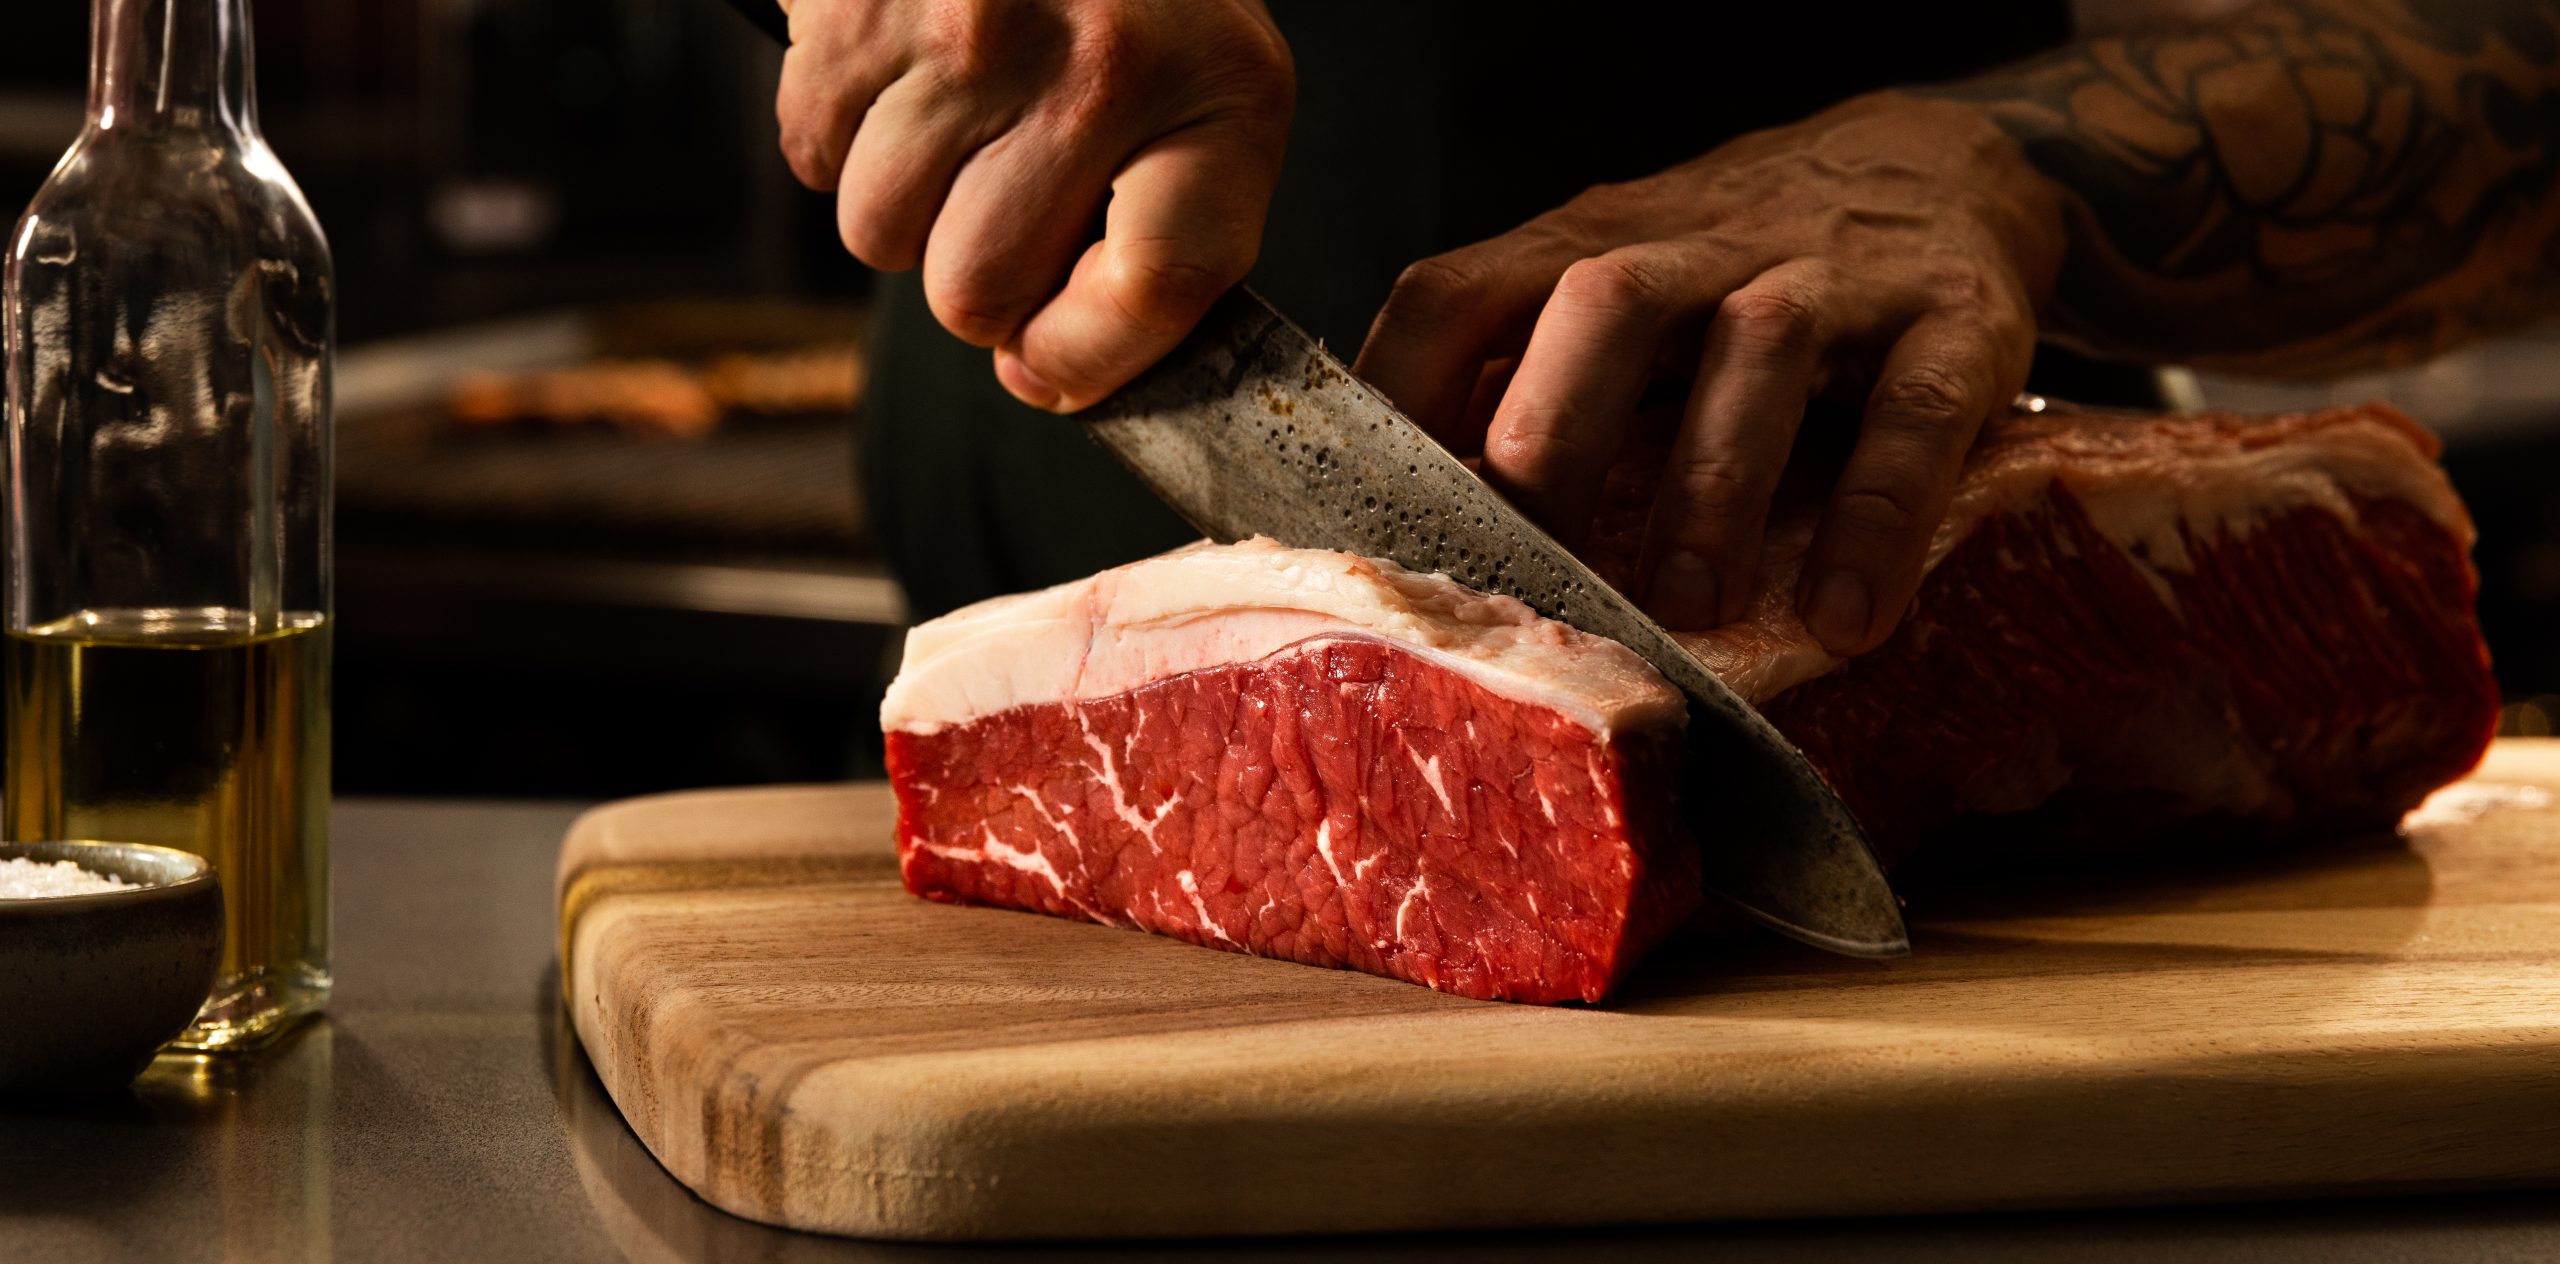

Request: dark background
left=0, top=0, right=863, bottom=342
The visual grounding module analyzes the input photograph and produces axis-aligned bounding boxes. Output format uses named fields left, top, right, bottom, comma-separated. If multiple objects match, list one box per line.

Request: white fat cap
left=881, top=537, right=1686, bottom=738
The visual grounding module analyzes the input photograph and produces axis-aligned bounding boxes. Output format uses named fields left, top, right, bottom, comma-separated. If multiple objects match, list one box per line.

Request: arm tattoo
left=1924, top=0, right=2560, bottom=375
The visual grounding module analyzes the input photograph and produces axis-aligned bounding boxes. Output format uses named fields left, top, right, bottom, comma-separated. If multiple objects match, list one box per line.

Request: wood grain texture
left=558, top=740, right=2560, bottom=1242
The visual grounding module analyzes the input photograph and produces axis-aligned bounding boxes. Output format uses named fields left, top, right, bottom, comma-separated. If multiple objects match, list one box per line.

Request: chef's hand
left=1354, top=93, right=2065, bottom=655
left=775, top=0, right=1292, bottom=411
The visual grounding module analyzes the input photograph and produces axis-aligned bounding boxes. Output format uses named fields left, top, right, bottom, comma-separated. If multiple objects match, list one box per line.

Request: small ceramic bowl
left=0, top=841, right=222, bottom=1091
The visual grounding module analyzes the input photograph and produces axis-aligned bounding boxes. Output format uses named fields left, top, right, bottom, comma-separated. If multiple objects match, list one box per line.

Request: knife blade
left=1081, top=288, right=1908, bottom=957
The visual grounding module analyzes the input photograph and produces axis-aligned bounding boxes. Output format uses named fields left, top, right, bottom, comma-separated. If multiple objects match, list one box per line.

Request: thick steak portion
left=1604, top=402, right=2500, bottom=867
left=881, top=540, right=1697, bottom=1003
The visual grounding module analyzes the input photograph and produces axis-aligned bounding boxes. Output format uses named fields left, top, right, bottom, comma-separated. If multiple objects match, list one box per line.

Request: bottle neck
left=88, top=0, right=258, bottom=136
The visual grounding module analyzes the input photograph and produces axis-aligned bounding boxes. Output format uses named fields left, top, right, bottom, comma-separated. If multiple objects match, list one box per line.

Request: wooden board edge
left=599, top=1023, right=2560, bottom=1240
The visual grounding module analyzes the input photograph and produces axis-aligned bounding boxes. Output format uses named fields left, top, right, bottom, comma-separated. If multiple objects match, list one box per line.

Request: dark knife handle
left=712, top=0, right=791, bottom=44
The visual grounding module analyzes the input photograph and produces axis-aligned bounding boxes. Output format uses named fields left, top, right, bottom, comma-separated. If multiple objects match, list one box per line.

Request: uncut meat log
left=880, top=539, right=1701, bottom=1003
left=1591, top=401, right=2500, bottom=868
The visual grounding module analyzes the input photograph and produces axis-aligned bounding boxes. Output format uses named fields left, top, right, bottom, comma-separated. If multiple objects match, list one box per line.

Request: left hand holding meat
left=1353, top=92, right=2064, bottom=655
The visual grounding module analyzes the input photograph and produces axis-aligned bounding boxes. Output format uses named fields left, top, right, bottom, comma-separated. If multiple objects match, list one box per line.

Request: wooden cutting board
left=558, top=738, right=2560, bottom=1242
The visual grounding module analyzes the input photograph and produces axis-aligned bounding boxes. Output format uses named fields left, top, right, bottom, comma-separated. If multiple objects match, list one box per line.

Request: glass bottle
left=4, top=0, right=333, bottom=1052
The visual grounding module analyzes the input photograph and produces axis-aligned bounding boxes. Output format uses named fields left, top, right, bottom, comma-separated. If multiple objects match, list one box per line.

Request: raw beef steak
left=1596, top=401, right=2500, bottom=867
left=880, top=538, right=1699, bottom=1003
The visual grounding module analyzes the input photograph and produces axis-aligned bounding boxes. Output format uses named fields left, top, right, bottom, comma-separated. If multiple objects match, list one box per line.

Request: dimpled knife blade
left=1080, top=288, right=1908, bottom=958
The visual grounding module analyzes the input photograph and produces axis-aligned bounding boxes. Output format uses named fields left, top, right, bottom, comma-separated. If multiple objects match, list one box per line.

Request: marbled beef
left=1605, top=402, right=2499, bottom=867
left=880, top=539, right=1699, bottom=1003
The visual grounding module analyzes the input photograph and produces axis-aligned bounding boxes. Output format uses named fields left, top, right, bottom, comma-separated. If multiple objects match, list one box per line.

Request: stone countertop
left=4, top=798, right=2557, bottom=1263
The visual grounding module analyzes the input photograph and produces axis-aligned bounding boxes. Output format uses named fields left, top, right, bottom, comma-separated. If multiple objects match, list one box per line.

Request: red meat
left=1602, top=402, right=2500, bottom=866
left=883, top=402, right=2498, bottom=1001
left=881, top=541, right=1698, bottom=1003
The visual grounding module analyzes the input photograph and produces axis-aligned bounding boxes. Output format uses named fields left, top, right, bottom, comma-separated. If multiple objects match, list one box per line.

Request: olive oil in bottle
left=6, top=609, right=330, bottom=1049
left=4, top=0, right=334, bottom=1051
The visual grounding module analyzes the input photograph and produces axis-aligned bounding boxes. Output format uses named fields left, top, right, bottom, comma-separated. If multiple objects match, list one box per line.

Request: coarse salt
left=0, top=856, right=138, bottom=898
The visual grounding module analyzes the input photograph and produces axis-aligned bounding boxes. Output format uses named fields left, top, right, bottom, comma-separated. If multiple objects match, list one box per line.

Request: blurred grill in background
left=330, top=300, right=897, bottom=799
left=3, top=1, right=891, bottom=798
left=6, top=1, right=2560, bottom=800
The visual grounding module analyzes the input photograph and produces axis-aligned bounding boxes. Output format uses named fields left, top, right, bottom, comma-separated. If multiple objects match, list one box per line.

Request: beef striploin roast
left=881, top=402, right=2498, bottom=1002
left=881, top=539, right=1701, bottom=1004
left=1608, top=402, right=2500, bottom=868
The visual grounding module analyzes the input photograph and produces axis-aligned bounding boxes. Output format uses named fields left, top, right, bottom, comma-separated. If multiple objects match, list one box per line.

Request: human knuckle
left=1025, top=319, right=1116, bottom=382
left=1205, top=60, right=1294, bottom=123
left=1386, top=255, right=1488, bottom=319
left=917, top=2, right=1005, bottom=90
left=926, top=278, right=1022, bottom=346
left=1555, top=253, right=1672, bottom=316
left=1783, top=255, right=1842, bottom=292
left=1044, top=74, right=1121, bottom=136
left=1060, top=15, right=1147, bottom=104
left=1239, top=50, right=1297, bottom=114
left=1716, top=287, right=1820, bottom=353
left=1484, top=413, right=1593, bottom=476
left=779, top=129, right=828, bottom=186
left=772, top=95, right=828, bottom=179
left=1660, top=471, right=1759, bottom=549
left=1669, top=457, right=1758, bottom=510
left=1938, top=275, right=1998, bottom=313
left=1023, top=348, right=1108, bottom=403
left=1874, top=364, right=1975, bottom=426
left=1201, top=20, right=1295, bottom=112
left=1107, top=251, right=1240, bottom=331
left=1914, top=257, right=1989, bottom=304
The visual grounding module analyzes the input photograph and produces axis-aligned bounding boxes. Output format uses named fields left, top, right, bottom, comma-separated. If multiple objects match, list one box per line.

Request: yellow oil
left=6, top=608, right=330, bottom=1051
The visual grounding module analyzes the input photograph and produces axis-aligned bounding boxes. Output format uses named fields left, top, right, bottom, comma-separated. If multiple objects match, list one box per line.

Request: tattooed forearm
left=1922, top=0, right=2560, bottom=375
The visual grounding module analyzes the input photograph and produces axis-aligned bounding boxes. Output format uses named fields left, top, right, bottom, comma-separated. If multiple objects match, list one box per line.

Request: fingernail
left=996, top=352, right=1062, bottom=412
left=1645, top=551, right=1720, bottom=630
left=1804, top=570, right=1871, bottom=653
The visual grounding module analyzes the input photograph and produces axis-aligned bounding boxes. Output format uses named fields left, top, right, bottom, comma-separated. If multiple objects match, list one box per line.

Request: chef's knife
left=1082, top=289, right=1908, bottom=958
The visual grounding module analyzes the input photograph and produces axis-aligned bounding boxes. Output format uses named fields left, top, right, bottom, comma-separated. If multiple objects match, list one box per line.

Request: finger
left=833, top=69, right=1001, bottom=272
left=774, top=20, right=898, bottom=193
left=1482, top=241, right=1761, bottom=550
left=1455, top=356, right=1521, bottom=454
left=1796, top=312, right=2016, bottom=656
left=999, top=120, right=1281, bottom=411
left=1638, top=260, right=1833, bottom=629
left=1352, top=229, right=1584, bottom=447
left=920, top=123, right=1120, bottom=348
